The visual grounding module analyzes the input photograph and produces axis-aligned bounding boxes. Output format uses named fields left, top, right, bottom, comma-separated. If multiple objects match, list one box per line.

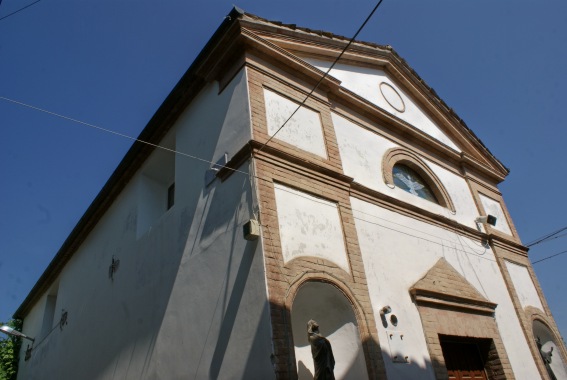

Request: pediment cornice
left=236, top=14, right=509, bottom=182
left=410, top=258, right=497, bottom=315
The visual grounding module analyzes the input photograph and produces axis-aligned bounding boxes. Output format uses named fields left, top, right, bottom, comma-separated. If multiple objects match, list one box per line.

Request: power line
left=0, top=96, right=257, bottom=179
left=256, top=0, right=385, bottom=155
left=0, top=0, right=41, bottom=22
left=526, top=225, right=567, bottom=247
left=2, top=95, right=498, bottom=264
left=351, top=214, right=496, bottom=262
left=0, top=0, right=386, bottom=185
left=532, top=249, right=567, bottom=265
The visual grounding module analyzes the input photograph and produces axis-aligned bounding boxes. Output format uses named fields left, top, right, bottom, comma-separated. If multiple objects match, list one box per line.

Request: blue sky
left=1, top=0, right=566, bottom=343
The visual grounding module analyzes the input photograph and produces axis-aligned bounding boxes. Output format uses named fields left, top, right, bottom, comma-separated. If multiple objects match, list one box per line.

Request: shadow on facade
left=271, top=279, right=442, bottom=380
left=20, top=77, right=278, bottom=379
left=269, top=294, right=443, bottom=380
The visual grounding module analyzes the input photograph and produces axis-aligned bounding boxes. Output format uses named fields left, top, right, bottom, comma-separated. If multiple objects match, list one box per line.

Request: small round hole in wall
left=379, top=82, right=405, bottom=113
left=390, top=314, right=398, bottom=326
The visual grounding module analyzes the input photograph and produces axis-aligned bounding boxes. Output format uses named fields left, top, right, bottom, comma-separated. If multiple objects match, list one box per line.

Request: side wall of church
left=18, top=68, right=276, bottom=380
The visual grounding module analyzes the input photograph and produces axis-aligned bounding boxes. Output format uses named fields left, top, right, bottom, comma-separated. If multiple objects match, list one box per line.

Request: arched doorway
left=533, top=319, right=567, bottom=379
left=290, top=281, right=368, bottom=379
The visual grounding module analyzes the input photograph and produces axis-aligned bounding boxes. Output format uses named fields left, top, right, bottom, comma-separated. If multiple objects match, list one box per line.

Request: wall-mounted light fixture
left=475, top=215, right=497, bottom=227
left=0, top=325, right=34, bottom=343
left=205, top=153, right=228, bottom=185
left=1, top=325, right=35, bottom=361
left=1, top=310, right=70, bottom=361
left=380, top=305, right=392, bottom=316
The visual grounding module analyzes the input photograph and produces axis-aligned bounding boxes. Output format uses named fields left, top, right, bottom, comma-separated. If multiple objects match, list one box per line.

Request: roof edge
left=14, top=6, right=245, bottom=319
left=239, top=12, right=510, bottom=177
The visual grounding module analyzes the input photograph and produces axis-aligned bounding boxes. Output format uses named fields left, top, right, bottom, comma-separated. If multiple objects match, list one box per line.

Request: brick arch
left=284, top=275, right=374, bottom=380
left=284, top=274, right=370, bottom=336
left=284, top=271, right=382, bottom=379
left=525, top=307, right=559, bottom=334
left=382, top=147, right=456, bottom=212
left=284, top=256, right=352, bottom=278
left=525, top=306, right=567, bottom=379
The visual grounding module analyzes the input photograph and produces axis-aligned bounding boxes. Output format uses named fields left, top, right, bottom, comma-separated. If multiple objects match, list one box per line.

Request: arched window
left=382, top=148, right=455, bottom=212
left=393, top=164, right=439, bottom=204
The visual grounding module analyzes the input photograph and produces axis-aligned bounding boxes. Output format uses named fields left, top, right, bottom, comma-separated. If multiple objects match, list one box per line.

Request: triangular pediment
left=300, top=57, right=463, bottom=152
left=236, top=13, right=509, bottom=182
left=410, top=258, right=497, bottom=313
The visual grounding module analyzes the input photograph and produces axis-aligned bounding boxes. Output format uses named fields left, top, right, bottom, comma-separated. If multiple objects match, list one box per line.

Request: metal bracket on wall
left=108, top=255, right=120, bottom=281
left=386, top=330, right=409, bottom=363
left=59, top=309, right=68, bottom=331
left=205, top=153, right=228, bottom=185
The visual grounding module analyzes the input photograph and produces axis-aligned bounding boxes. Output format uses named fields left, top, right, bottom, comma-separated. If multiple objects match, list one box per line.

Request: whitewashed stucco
left=303, top=57, right=460, bottom=152
left=18, top=69, right=276, bottom=380
left=273, top=183, right=349, bottom=272
left=136, top=132, right=175, bottom=237
left=17, top=279, right=61, bottom=356
left=506, top=261, right=545, bottom=311
left=263, top=88, right=328, bottom=158
left=479, top=193, right=513, bottom=235
left=350, top=197, right=541, bottom=379
left=333, top=112, right=480, bottom=228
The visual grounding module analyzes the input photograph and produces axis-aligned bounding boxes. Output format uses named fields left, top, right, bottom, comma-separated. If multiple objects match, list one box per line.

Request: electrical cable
left=255, top=0, right=385, bottom=155
left=0, top=96, right=266, bottom=183
left=350, top=215, right=497, bottom=263
left=0, top=0, right=41, bottom=22
left=1, top=95, right=500, bottom=264
left=525, top=226, right=567, bottom=248
left=532, top=249, right=567, bottom=265
left=351, top=204, right=483, bottom=250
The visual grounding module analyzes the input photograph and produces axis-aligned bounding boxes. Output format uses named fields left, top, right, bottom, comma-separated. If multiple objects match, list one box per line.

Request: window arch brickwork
left=525, top=306, right=567, bottom=380
left=382, top=147, right=456, bottom=212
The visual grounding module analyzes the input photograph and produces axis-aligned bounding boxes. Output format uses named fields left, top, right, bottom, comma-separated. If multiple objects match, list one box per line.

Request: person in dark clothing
left=307, top=320, right=335, bottom=380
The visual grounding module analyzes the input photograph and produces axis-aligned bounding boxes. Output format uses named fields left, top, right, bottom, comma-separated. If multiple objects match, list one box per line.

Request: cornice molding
left=411, top=291, right=497, bottom=316
left=238, top=18, right=509, bottom=180
left=349, top=181, right=483, bottom=242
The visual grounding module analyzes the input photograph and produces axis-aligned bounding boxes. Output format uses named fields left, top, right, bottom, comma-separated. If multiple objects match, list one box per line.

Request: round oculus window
left=379, top=82, right=405, bottom=113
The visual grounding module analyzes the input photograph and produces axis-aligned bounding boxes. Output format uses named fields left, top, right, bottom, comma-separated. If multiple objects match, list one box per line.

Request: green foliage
left=0, top=320, right=22, bottom=380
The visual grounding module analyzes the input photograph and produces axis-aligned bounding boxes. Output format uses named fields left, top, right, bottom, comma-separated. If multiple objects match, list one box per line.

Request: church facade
left=15, top=8, right=566, bottom=380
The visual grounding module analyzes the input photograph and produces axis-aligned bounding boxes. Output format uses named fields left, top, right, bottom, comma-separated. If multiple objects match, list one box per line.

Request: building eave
left=14, top=6, right=246, bottom=319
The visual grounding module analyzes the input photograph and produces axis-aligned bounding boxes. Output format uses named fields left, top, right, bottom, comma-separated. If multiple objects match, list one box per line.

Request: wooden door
left=440, top=339, right=488, bottom=380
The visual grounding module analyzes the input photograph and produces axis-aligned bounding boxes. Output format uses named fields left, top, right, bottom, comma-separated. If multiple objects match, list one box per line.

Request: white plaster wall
left=350, top=197, right=542, bottom=380
left=273, top=183, right=349, bottom=272
left=18, top=69, right=275, bottom=380
left=506, top=261, right=545, bottom=311
left=479, top=193, right=513, bottom=235
left=19, top=291, right=56, bottom=351
left=304, top=57, right=460, bottom=152
left=333, top=113, right=480, bottom=229
left=135, top=132, right=176, bottom=236
left=263, top=88, right=327, bottom=158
